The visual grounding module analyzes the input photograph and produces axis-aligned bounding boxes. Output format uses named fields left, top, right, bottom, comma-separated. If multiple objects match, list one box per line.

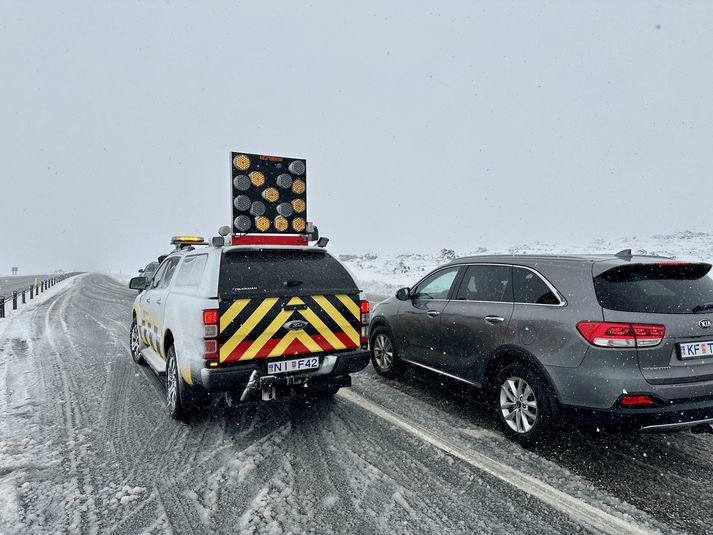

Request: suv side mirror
left=396, top=287, right=411, bottom=301
left=129, top=276, right=147, bottom=291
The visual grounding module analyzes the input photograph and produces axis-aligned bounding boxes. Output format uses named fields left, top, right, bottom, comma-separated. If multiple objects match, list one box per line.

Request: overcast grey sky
left=1, top=1, right=712, bottom=274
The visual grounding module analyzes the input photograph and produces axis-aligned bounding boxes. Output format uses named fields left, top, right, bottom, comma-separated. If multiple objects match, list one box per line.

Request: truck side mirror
left=396, top=287, right=411, bottom=301
left=129, top=276, right=147, bottom=291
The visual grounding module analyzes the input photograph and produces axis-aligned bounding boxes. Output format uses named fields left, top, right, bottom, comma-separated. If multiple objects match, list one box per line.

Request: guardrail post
left=30, top=285, right=34, bottom=299
left=0, top=297, right=4, bottom=318
left=22, top=290, right=26, bottom=304
left=12, top=291, right=17, bottom=310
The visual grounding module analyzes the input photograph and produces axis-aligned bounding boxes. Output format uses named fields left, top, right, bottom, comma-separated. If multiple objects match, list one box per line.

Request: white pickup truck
left=128, top=237, right=371, bottom=419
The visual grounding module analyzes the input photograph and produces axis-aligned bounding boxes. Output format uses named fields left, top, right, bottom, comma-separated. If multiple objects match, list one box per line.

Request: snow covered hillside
left=341, top=230, right=713, bottom=298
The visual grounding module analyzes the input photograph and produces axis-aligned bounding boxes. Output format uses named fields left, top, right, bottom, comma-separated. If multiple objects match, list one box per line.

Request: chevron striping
left=312, top=295, right=360, bottom=345
left=220, top=298, right=250, bottom=333
left=220, top=297, right=279, bottom=361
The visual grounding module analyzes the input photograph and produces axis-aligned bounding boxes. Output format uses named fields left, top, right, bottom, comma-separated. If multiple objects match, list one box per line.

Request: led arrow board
left=231, top=152, right=307, bottom=234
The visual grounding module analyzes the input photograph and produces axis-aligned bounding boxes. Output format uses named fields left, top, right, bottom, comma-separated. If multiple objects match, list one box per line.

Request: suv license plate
left=267, top=357, right=320, bottom=375
left=679, top=341, right=713, bottom=359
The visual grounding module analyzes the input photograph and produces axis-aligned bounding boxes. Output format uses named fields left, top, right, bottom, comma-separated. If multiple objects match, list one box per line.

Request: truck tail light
left=360, top=300, right=370, bottom=345
left=576, top=322, right=665, bottom=348
left=203, top=309, right=219, bottom=359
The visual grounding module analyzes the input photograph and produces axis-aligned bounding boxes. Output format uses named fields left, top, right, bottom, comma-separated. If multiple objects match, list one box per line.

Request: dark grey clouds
left=1, top=1, right=711, bottom=273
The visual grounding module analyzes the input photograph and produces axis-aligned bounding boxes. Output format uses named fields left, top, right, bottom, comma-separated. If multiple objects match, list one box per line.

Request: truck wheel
left=129, top=318, right=145, bottom=365
left=166, top=346, right=197, bottom=420
left=493, top=363, right=555, bottom=447
left=370, top=327, right=402, bottom=379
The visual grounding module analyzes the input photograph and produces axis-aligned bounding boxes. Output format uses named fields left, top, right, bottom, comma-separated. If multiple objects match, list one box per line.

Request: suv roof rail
left=615, top=248, right=632, bottom=258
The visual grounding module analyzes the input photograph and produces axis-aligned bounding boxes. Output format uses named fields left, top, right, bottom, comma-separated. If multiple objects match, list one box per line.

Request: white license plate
left=679, top=341, right=713, bottom=359
left=267, top=356, right=320, bottom=374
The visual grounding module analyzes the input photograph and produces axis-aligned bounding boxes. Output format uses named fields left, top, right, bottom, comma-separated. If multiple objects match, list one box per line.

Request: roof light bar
left=171, top=236, right=206, bottom=245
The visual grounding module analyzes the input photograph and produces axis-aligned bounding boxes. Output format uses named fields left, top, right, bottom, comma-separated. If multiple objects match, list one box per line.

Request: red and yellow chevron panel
left=218, top=294, right=360, bottom=363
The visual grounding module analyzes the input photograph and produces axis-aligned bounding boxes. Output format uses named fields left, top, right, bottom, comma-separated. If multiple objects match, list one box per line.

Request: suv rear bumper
left=199, top=349, right=370, bottom=392
left=560, top=397, right=713, bottom=432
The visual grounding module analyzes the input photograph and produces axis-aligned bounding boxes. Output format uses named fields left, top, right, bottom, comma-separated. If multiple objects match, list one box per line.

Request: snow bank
left=0, top=274, right=84, bottom=340
left=342, top=230, right=713, bottom=299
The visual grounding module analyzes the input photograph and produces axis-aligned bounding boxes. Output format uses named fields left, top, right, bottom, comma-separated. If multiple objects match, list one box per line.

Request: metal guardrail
left=0, top=273, right=81, bottom=319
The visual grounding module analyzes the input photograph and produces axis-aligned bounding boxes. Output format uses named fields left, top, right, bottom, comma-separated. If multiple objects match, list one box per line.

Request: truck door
left=142, top=256, right=181, bottom=359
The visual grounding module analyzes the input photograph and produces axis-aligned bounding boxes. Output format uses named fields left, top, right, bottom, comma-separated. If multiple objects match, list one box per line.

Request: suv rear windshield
left=219, top=249, right=359, bottom=298
left=593, top=263, right=713, bottom=314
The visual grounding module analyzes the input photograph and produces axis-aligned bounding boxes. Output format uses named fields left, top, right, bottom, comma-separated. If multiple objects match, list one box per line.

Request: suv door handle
left=145, top=297, right=151, bottom=304
left=484, top=315, right=505, bottom=325
left=156, top=299, right=161, bottom=305
left=427, top=310, right=440, bottom=318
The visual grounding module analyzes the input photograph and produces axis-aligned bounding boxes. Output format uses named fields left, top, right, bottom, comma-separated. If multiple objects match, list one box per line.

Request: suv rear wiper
left=692, top=303, right=713, bottom=313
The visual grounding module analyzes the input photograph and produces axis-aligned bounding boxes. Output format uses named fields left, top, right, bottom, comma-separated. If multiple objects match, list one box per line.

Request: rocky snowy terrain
left=342, top=231, right=713, bottom=299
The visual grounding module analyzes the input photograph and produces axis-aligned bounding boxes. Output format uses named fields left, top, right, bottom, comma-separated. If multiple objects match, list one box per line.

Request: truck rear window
left=219, top=250, right=359, bottom=298
left=593, top=263, right=713, bottom=314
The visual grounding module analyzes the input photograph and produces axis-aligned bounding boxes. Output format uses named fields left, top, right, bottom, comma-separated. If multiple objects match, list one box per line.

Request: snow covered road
left=0, top=274, right=710, bottom=534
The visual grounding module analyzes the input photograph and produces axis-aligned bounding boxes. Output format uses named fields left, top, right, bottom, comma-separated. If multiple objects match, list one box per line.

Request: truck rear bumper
left=199, top=349, right=370, bottom=393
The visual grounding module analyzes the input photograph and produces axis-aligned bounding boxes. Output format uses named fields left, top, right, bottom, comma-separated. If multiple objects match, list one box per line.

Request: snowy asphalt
left=0, top=274, right=710, bottom=534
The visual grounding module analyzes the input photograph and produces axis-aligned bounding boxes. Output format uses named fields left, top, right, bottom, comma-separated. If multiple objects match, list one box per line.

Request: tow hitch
left=239, top=370, right=311, bottom=402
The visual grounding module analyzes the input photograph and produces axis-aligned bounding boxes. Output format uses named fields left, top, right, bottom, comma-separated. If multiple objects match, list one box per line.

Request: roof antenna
left=615, top=248, right=632, bottom=258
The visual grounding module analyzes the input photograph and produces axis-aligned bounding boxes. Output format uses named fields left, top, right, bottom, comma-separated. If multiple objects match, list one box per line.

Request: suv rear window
left=219, top=249, right=359, bottom=298
left=593, top=263, right=713, bottom=314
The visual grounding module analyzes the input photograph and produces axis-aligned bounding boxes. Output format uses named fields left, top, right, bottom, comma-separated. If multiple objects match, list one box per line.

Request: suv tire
left=129, top=318, right=145, bottom=365
left=493, top=363, right=555, bottom=447
left=370, top=326, right=403, bottom=379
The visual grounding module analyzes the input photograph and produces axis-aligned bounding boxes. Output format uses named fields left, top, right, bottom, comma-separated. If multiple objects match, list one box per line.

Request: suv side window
left=513, top=267, right=560, bottom=305
left=153, top=257, right=181, bottom=289
left=455, top=265, right=512, bottom=302
left=413, top=267, right=461, bottom=300
left=176, top=255, right=207, bottom=287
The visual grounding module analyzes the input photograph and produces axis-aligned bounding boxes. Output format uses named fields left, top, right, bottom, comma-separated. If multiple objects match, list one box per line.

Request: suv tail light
left=576, top=322, right=665, bottom=348
left=620, top=394, right=656, bottom=407
left=203, top=308, right=219, bottom=359
left=360, top=300, right=370, bottom=345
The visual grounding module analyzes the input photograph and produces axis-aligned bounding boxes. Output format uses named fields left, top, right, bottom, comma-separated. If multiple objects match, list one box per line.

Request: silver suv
left=369, top=253, right=713, bottom=445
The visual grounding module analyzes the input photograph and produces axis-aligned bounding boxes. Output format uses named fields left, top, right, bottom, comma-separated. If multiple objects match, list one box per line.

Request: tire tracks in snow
left=337, top=389, right=658, bottom=535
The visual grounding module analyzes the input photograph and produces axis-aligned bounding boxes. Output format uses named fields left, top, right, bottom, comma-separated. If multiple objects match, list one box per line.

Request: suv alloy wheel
left=370, top=327, right=402, bottom=378
left=493, top=363, right=555, bottom=446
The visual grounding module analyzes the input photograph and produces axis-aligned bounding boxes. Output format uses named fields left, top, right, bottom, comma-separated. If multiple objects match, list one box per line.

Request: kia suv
left=368, top=253, right=713, bottom=445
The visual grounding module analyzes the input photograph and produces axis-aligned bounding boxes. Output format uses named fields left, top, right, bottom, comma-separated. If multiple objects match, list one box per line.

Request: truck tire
left=166, top=346, right=198, bottom=420
left=129, top=318, right=145, bottom=365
